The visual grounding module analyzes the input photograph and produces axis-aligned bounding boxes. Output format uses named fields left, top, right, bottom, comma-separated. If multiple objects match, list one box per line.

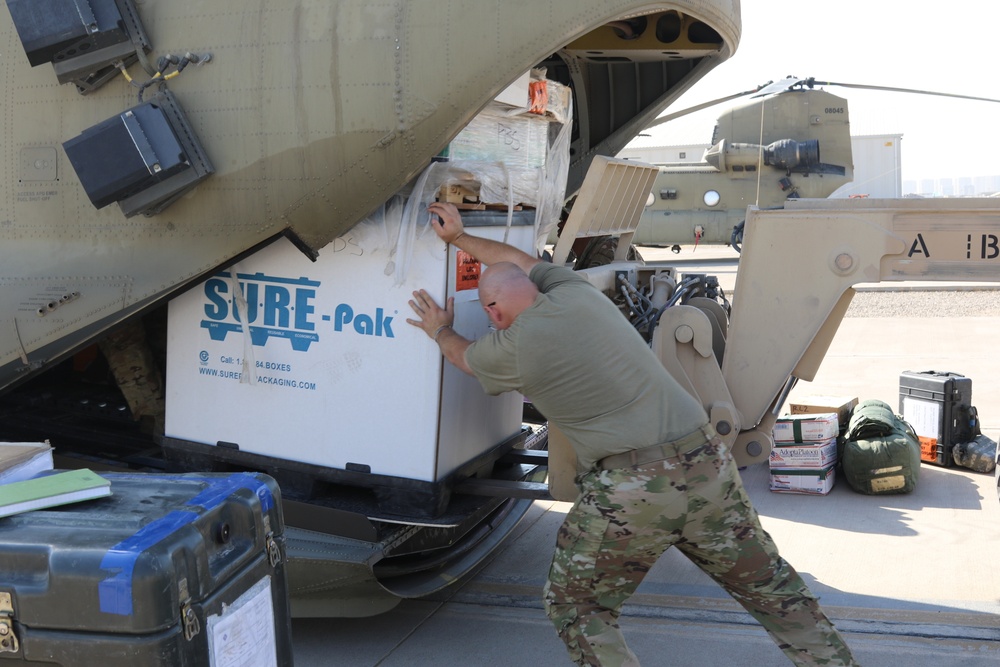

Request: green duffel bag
left=842, top=399, right=921, bottom=494
left=846, top=399, right=899, bottom=439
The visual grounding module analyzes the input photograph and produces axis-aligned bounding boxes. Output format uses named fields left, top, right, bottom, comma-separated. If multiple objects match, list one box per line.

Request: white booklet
left=0, top=441, right=54, bottom=485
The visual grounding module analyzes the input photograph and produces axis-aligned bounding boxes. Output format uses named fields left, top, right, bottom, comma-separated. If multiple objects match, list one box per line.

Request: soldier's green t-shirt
left=465, top=262, right=708, bottom=470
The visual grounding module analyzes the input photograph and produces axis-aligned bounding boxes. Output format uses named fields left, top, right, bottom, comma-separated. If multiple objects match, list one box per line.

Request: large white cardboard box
left=772, top=413, right=840, bottom=443
left=769, top=466, right=836, bottom=495
left=165, top=215, right=533, bottom=483
left=769, top=438, right=838, bottom=469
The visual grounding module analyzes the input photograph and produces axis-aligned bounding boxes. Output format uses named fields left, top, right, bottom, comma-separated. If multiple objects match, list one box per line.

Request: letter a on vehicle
left=908, top=233, right=930, bottom=258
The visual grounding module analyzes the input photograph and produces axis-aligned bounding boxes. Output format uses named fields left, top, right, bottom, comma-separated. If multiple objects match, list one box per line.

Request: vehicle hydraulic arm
left=661, top=198, right=1000, bottom=466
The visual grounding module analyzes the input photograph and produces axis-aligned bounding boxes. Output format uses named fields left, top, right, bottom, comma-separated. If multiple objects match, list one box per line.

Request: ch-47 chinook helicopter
left=605, top=76, right=1000, bottom=256
left=0, top=1, right=742, bottom=617
left=631, top=78, right=854, bottom=251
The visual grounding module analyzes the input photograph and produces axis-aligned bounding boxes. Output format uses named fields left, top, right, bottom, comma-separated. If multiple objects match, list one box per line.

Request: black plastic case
left=0, top=472, right=292, bottom=666
left=899, top=370, right=974, bottom=467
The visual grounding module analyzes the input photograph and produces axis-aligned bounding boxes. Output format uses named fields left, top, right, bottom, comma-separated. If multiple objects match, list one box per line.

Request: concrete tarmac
left=292, top=248, right=1000, bottom=666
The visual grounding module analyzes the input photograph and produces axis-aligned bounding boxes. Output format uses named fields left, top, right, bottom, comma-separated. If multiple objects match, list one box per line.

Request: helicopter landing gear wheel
left=731, top=220, right=745, bottom=254
left=574, top=236, right=640, bottom=270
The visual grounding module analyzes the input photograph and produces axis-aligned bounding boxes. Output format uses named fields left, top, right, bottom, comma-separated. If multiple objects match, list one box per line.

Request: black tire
left=574, top=236, right=638, bottom=270
left=730, top=220, right=745, bottom=253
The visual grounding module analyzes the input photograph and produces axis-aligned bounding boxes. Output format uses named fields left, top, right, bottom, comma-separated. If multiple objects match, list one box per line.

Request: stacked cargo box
left=788, top=395, right=859, bottom=466
left=769, top=413, right=841, bottom=495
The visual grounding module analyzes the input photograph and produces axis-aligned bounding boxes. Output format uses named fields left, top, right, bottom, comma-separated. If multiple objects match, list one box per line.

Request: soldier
left=407, top=202, right=859, bottom=667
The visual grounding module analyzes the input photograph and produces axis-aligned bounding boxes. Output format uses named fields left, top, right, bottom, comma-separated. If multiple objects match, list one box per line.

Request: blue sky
left=632, top=1, right=1000, bottom=182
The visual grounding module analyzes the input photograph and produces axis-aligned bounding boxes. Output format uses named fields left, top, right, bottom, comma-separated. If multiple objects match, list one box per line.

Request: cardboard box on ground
left=788, top=396, right=859, bottom=432
left=768, top=466, right=836, bottom=495
left=769, top=438, right=838, bottom=468
left=769, top=396, right=858, bottom=495
left=772, top=413, right=840, bottom=444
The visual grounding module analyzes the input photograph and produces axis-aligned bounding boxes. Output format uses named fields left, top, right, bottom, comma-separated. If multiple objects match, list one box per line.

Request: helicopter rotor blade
left=644, top=83, right=772, bottom=130
left=806, top=78, right=1000, bottom=104
left=642, top=76, right=1000, bottom=134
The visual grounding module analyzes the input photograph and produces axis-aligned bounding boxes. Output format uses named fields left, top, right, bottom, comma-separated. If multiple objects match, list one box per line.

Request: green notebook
left=0, top=469, right=112, bottom=519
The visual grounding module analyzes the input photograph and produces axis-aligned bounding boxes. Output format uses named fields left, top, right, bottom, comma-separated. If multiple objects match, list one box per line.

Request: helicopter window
left=733, top=165, right=744, bottom=172
left=608, top=17, right=647, bottom=40
left=745, top=165, right=757, bottom=172
left=656, top=12, right=683, bottom=43
left=688, top=21, right=723, bottom=45
left=703, top=190, right=721, bottom=207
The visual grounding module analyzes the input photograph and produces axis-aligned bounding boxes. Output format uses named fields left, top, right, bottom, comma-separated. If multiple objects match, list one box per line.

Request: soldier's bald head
left=481, top=263, right=536, bottom=301
left=480, top=263, right=539, bottom=327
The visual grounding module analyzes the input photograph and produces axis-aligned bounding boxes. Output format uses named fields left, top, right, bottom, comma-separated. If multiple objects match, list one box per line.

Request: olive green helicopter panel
left=0, top=0, right=740, bottom=391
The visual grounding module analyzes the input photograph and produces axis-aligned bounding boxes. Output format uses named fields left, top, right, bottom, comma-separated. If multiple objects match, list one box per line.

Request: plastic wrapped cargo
left=446, top=102, right=551, bottom=169
left=438, top=82, right=573, bottom=254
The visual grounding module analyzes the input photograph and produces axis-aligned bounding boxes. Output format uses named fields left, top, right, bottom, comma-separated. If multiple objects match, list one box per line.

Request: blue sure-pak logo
left=331, top=304, right=395, bottom=337
left=199, top=271, right=395, bottom=352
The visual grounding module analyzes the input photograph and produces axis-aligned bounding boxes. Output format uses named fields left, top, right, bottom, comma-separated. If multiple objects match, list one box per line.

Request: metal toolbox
left=0, top=472, right=292, bottom=666
left=899, top=370, right=974, bottom=467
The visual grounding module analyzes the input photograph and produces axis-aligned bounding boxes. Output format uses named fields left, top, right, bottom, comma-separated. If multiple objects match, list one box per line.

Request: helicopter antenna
left=755, top=94, right=765, bottom=206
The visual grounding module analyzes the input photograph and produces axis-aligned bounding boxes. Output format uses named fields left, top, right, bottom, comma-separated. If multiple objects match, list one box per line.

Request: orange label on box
left=456, top=251, right=480, bottom=292
left=918, top=435, right=938, bottom=462
left=529, top=80, right=549, bottom=114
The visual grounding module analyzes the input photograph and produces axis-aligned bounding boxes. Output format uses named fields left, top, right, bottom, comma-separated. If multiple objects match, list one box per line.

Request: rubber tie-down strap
left=227, top=267, right=257, bottom=385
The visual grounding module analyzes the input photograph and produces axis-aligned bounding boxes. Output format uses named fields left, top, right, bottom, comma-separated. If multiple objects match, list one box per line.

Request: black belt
left=596, top=424, right=716, bottom=470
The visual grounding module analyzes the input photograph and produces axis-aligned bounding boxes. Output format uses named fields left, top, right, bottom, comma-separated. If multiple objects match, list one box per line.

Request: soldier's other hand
left=405, top=289, right=454, bottom=340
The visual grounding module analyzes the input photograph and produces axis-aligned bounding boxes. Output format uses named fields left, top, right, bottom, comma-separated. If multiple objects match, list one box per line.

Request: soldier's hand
left=427, top=202, right=466, bottom=245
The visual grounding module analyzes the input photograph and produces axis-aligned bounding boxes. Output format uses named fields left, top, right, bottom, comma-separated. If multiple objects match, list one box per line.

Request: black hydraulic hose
left=645, top=277, right=700, bottom=340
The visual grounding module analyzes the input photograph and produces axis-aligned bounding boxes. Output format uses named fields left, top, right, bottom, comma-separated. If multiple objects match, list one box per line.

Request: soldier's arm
left=427, top=202, right=540, bottom=275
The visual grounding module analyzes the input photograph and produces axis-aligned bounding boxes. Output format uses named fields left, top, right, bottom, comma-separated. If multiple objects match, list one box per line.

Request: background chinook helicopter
left=590, top=76, right=1000, bottom=259
left=632, top=78, right=854, bottom=250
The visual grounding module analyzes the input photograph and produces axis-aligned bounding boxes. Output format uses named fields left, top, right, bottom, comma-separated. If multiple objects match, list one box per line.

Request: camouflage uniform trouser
left=542, top=427, right=859, bottom=667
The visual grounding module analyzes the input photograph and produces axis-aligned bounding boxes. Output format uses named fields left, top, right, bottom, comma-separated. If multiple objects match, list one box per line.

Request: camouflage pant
left=542, top=430, right=859, bottom=667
